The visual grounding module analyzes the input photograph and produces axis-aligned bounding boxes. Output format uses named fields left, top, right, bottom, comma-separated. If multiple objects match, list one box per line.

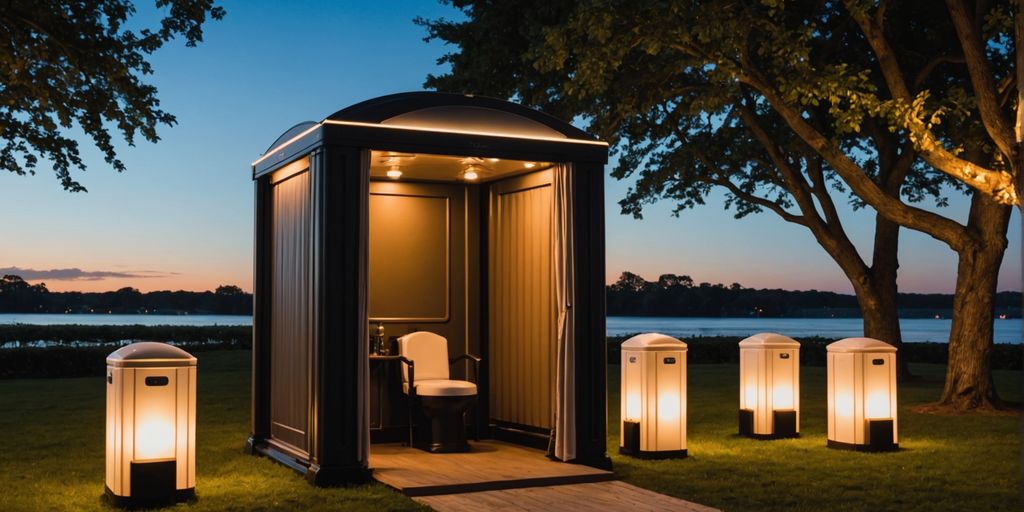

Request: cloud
left=0, top=267, right=179, bottom=282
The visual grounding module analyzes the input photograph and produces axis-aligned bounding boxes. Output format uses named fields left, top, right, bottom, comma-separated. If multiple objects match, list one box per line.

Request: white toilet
left=398, top=332, right=479, bottom=453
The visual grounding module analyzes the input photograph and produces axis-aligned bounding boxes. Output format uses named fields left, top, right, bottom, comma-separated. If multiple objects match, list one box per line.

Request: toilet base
left=415, top=395, right=476, bottom=453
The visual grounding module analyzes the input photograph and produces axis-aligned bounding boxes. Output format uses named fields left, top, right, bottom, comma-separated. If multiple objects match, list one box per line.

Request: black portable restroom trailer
left=247, top=92, right=610, bottom=485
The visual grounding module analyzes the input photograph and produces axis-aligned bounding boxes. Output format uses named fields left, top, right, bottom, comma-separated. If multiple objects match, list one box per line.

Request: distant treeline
left=607, top=272, right=1022, bottom=318
left=0, top=275, right=251, bottom=315
left=2, top=272, right=1020, bottom=318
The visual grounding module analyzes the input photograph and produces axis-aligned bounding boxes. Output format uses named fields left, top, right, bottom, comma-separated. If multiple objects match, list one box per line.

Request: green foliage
left=419, top=1, right=1016, bottom=218
left=605, top=271, right=1023, bottom=318
left=0, top=1, right=225, bottom=191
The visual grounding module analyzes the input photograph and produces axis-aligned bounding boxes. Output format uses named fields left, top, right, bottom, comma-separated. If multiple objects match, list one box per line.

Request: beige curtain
left=549, top=163, right=576, bottom=461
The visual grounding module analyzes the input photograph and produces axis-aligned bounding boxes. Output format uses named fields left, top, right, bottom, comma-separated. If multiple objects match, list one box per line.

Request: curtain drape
left=549, top=163, right=576, bottom=461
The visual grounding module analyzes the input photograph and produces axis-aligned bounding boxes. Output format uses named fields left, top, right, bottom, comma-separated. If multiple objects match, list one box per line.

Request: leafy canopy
left=420, top=0, right=1018, bottom=225
left=0, top=0, right=225, bottom=191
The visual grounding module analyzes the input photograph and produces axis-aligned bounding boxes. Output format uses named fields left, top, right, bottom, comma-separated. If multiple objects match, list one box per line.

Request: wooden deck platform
left=414, top=481, right=720, bottom=512
left=369, top=440, right=615, bottom=497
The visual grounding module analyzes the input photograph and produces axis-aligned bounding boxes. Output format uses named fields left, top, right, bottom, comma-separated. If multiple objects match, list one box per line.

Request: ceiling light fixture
left=524, top=162, right=537, bottom=168
left=386, top=166, right=402, bottom=179
left=463, top=168, right=479, bottom=181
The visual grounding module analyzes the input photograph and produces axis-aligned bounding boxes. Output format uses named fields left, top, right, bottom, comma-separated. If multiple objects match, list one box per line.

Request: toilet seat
left=408, top=379, right=478, bottom=397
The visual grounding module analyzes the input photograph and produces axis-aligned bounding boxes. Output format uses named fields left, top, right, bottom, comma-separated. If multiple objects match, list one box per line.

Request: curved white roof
left=621, top=333, right=687, bottom=351
left=107, top=342, right=197, bottom=367
left=827, top=337, right=897, bottom=353
left=739, top=332, right=800, bottom=349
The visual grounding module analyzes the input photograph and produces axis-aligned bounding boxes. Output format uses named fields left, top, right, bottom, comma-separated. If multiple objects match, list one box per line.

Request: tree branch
left=842, top=0, right=1018, bottom=205
left=738, top=65, right=974, bottom=250
left=912, top=55, right=966, bottom=91
left=945, top=0, right=1016, bottom=160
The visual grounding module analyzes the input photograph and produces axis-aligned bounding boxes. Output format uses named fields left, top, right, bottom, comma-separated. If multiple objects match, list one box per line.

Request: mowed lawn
left=0, top=350, right=1019, bottom=511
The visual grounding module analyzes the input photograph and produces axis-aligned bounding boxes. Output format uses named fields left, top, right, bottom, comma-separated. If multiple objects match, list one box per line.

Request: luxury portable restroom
left=246, top=92, right=610, bottom=485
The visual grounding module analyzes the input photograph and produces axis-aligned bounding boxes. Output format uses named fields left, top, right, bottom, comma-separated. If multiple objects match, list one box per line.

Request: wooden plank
left=414, top=481, right=720, bottom=512
left=370, top=440, right=612, bottom=496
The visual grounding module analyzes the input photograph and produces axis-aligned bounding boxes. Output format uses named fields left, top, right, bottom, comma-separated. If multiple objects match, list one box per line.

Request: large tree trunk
left=866, top=213, right=912, bottom=379
left=938, top=192, right=1012, bottom=410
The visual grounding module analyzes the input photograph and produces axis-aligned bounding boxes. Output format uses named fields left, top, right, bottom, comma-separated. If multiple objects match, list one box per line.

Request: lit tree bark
left=1017, top=0, right=1024, bottom=212
left=941, top=192, right=1012, bottom=409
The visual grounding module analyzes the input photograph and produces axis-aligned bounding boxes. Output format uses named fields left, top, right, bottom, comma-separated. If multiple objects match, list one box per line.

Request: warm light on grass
left=0, top=350, right=1018, bottom=511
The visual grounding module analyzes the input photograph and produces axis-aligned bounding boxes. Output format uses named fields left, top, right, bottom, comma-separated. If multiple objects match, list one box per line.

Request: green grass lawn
left=0, top=350, right=1019, bottom=511
left=608, top=363, right=1023, bottom=512
left=0, top=351, right=426, bottom=512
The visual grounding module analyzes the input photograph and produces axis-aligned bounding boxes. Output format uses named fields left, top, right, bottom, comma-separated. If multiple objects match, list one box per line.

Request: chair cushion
left=398, top=332, right=450, bottom=382
left=410, top=379, right=478, bottom=397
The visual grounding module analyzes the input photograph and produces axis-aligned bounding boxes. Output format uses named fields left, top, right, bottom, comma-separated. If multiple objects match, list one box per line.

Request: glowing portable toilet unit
left=738, top=333, right=800, bottom=439
left=826, top=337, right=898, bottom=451
left=106, top=342, right=197, bottom=506
left=620, top=333, right=687, bottom=458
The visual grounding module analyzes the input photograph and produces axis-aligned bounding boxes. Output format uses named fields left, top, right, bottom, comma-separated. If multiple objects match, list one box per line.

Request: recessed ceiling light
left=524, top=162, right=536, bottom=168
left=463, top=169, right=479, bottom=181
left=487, top=158, right=500, bottom=162
left=387, top=167, right=402, bottom=179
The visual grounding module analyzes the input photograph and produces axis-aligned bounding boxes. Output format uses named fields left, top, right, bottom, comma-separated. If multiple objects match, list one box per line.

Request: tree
left=215, top=284, right=244, bottom=296
left=610, top=271, right=653, bottom=293
left=420, top=0, right=1018, bottom=410
left=0, top=0, right=225, bottom=191
left=418, top=0, right=933, bottom=379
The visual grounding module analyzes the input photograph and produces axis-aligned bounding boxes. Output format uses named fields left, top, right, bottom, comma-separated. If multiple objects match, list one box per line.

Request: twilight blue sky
left=0, top=0, right=1019, bottom=294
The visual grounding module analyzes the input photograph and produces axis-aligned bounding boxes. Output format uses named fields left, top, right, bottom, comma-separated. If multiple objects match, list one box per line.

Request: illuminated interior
left=369, top=150, right=551, bottom=182
left=365, top=150, right=562, bottom=451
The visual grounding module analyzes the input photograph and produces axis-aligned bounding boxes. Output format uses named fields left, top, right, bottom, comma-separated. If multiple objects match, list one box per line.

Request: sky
left=0, top=0, right=1020, bottom=295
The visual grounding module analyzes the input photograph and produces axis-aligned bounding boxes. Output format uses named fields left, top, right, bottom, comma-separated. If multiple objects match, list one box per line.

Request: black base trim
left=492, top=424, right=550, bottom=451
left=827, top=440, right=900, bottom=452
left=568, top=454, right=614, bottom=470
left=738, top=409, right=800, bottom=439
left=249, top=439, right=310, bottom=473
left=618, top=447, right=688, bottom=459
left=738, top=409, right=753, bottom=436
left=306, top=463, right=374, bottom=486
left=104, top=486, right=195, bottom=508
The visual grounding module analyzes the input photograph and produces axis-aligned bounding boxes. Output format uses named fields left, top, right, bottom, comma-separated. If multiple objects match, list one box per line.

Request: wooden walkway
left=414, top=480, right=719, bottom=512
left=370, top=441, right=716, bottom=511
left=370, top=440, right=614, bottom=496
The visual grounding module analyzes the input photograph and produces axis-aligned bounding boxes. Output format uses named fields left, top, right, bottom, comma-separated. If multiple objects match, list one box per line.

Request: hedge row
left=0, top=325, right=251, bottom=379
left=1, top=328, right=1019, bottom=379
left=606, top=335, right=1023, bottom=370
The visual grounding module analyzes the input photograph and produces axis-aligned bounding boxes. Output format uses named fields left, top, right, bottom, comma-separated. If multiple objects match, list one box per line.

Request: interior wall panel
left=270, top=169, right=312, bottom=453
left=489, top=170, right=555, bottom=430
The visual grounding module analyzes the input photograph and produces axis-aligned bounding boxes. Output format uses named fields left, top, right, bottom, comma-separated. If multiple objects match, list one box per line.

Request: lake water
left=0, top=314, right=1019, bottom=344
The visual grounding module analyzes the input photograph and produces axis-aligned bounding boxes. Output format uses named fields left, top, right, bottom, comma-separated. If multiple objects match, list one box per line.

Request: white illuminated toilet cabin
left=738, top=332, right=800, bottom=439
left=826, top=337, right=898, bottom=451
left=105, top=342, right=196, bottom=507
left=398, top=331, right=480, bottom=453
left=620, top=333, right=688, bottom=458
